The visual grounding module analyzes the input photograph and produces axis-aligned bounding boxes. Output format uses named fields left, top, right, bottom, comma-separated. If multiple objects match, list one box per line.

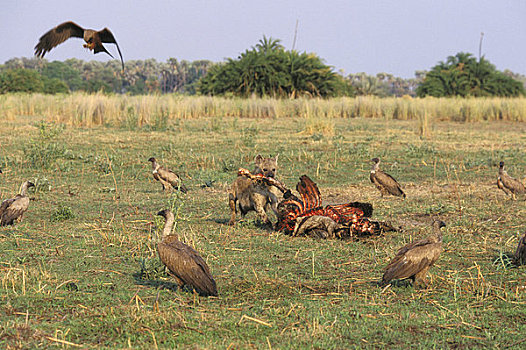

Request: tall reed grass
left=0, top=93, right=525, bottom=127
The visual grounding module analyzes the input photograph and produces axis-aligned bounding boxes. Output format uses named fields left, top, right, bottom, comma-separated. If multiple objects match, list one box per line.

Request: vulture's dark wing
left=374, top=170, right=405, bottom=197
left=382, top=243, right=441, bottom=283
left=98, top=28, right=124, bottom=70
left=158, top=241, right=217, bottom=296
left=515, top=233, right=526, bottom=265
left=501, top=174, right=526, bottom=195
left=34, top=21, right=85, bottom=58
left=159, top=168, right=188, bottom=193
left=497, top=177, right=510, bottom=195
left=392, top=236, right=436, bottom=257
left=0, top=196, right=28, bottom=226
left=0, top=198, right=15, bottom=216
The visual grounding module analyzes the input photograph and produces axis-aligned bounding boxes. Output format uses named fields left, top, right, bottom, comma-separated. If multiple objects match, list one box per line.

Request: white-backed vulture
left=514, top=232, right=526, bottom=266
left=156, top=209, right=217, bottom=297
left=148, top=158, right=188, bottom=193
left=0, top=181, right=35, bottom=226
left=497, top=161, right=525, bottom=199
left=380, top=220, right=446, bottom=287
left=35, top=21, right=124, bottom=70
left=370, top=158, right=406, bottom=198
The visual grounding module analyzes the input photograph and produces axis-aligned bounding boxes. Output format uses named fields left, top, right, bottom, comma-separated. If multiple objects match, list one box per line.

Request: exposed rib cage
left=237, top=169, right=396, bottom=238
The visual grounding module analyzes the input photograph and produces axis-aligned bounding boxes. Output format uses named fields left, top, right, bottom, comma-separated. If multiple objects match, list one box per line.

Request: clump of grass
left=50, top=206, right=75, bottom=222
left=30, top=176, right=51, bottom=194
left=424, top=203, right=454, bottom=215
left=492, top=251, right=514, bottom=270
left=302, top=117, right=335, bottom=137
left=23, top=121, right=68, bottom=169
left=418, top=110, right=430, bottom=139
left=138, top=257, right=166, bottom=280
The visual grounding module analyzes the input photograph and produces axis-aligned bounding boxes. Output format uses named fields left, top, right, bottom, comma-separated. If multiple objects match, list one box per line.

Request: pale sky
left=1, top=0, right=525, bottom=78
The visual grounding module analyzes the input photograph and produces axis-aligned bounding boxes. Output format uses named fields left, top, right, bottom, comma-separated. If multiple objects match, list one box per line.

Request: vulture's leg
left=228, top=193, right=237, bottom=226
left=414, top=267, right=430, bottom=288
left=167, top=271, right=185, bottom=290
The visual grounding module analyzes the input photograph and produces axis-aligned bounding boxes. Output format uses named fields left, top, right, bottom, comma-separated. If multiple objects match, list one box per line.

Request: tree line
left=0, top=57, right=213, bottom=95
left=0, top=37, right=524, bottom=97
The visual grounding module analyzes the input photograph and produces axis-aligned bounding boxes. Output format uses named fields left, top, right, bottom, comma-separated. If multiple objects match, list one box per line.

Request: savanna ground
left=1, top=111, right=526, bottom=349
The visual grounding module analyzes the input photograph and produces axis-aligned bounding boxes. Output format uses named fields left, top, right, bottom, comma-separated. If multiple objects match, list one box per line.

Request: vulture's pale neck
left=161, top=213, right=176, bottom=238
left=498, top=166, right=507, bottom=176
left=151, top=160, right=160, bottom=171
left=371, top=162, right=380, bottom=173
left=19, top=182, right=31, bottom=196
left=431, top=225, right=444, bottom=243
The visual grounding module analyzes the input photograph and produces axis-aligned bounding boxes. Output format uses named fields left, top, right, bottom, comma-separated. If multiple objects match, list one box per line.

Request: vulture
left=514, top=232, right=526, bottom=266
left=370, top=158, right=406, bottom=198
left=148, top=158, right=188, bottom=193
left=380, top=220, right=446, bottom=287
left=156, top=209, right=218, bottom=297
left=0, top=181, right=35, bottom=226
left=497, top=161, right=525, bottom=199
left=34, top=21, right=124, bottom=70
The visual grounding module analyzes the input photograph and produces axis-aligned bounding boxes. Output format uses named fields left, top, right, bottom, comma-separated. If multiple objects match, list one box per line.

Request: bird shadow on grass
left=210, top=218, right=230, bottom=225
left=374, top=279, right=426, bottom=291
left=132, top=258, right=180, bottom=292
left=132, top=271, right=180, bottom=292
left=209, top=217, right=275, bottom=231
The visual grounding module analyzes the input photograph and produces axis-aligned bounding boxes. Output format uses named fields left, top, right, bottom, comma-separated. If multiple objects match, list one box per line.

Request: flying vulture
left=514, top=232, right=526, bottom=266
left=0, top=181, right=35, bottom=226
left=380, top=220, right=446, bottom=287
left=497, top=161, right=525, bottom=199
left=156, top=209, right=218, bottom=297
left=148, top=157, right=188, bottom=193
left=370, top=158, right=406, bottom=198
left=34, top=21, right=124, bottom=70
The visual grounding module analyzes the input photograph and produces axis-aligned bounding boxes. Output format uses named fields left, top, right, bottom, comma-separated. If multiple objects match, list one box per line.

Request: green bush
left=0, top=68, right=70, bottom=94
left=417, top=52, right=525, bottom=97
left=199, top=36, right=352, bottom=98
left=0, top=68, right=44, bottom=93
left=50, top=206, right=75, bottom=222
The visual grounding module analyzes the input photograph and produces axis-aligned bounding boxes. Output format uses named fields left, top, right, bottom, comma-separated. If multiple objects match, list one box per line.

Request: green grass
left=1, top=114, right=526, bottom=348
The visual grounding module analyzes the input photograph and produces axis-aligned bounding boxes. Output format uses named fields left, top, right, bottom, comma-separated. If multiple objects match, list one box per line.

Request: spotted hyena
left=228, top=155, right=281, bottom=227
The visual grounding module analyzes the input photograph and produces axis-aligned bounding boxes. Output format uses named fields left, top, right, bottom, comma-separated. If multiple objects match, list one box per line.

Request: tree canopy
left=1, top=49, right=524, bottom=98
left=416, top=52, right=525, bottom=97
left=0, top=57, right=213, bottom=95
left=198, top=37, right=352, bottom=98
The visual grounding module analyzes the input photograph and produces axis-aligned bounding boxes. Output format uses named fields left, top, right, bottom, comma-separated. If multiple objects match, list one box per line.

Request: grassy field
left=1, top=94, right=526, bottom=127
left=1, top=112, right=526, bottom=348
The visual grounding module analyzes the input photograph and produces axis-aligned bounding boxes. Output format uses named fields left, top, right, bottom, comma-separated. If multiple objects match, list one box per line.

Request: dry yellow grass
left=0, top=93, right=525, bottom=127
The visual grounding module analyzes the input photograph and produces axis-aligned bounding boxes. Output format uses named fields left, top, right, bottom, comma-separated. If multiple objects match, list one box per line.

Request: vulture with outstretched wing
left=380, top=220, right=446, bottom=287
left=35, top=21, right=124, bottom=70
left=497, top=161, right=525, bottom=199
left=0, top=181, right=34, bottom=226
left=156, top=209, right=217, bottom=297
left=370, top=158, right=406, bottom=198
left=148, top=157, right=188, bottom=193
